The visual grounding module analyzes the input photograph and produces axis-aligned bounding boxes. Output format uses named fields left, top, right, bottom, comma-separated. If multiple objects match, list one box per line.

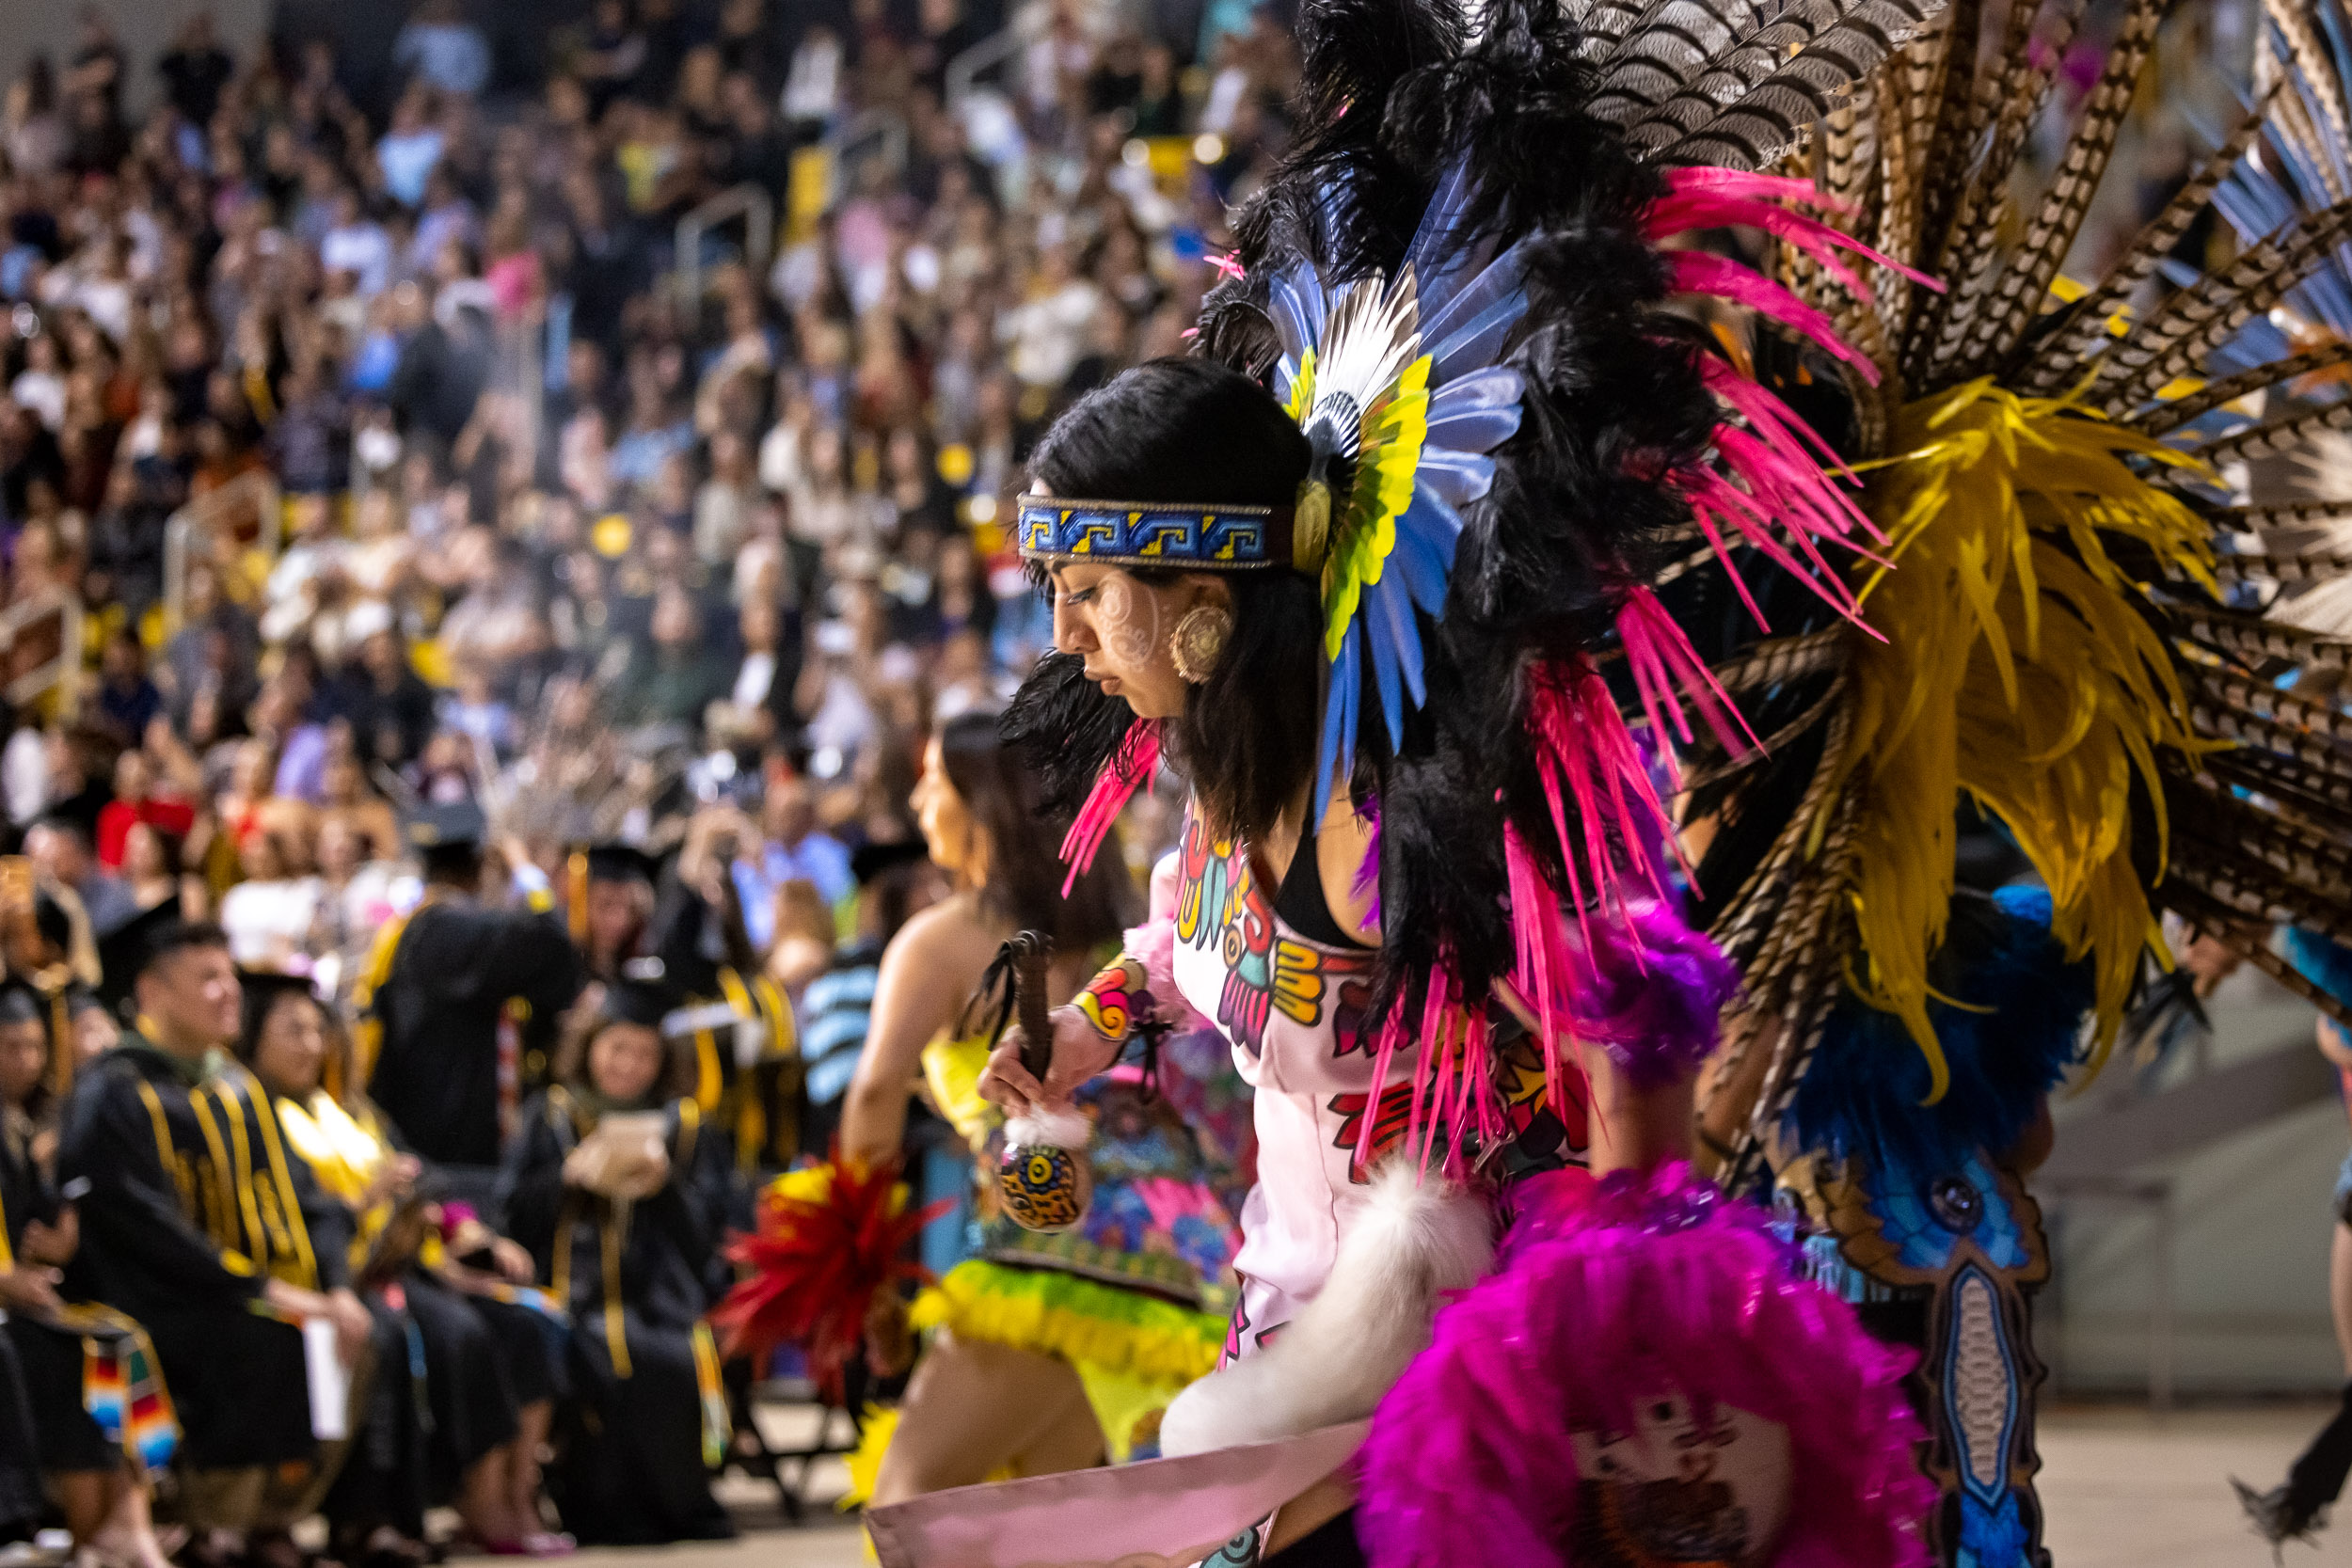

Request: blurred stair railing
left=164, top=468, right=283, bottom=638
left=823, top=108, right=909, bottom=202
left=675, top=183, right=776, bottom=306
left=945, top=18, right=1030, bottom=108
left=2041, top=1035, right=2339, bottom=1410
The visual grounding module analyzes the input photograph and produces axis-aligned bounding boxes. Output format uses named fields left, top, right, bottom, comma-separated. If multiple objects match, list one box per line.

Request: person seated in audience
left=56, top=923, right=371, bottom=1567
left=0, top=980, right=177, bottom=1568
left=218, top=828, right=325, bottom=971
left=498, top=982, right=738, bottom=1546
left=234, top=971, right=571, bottom=1563
left=120, top=820, right=206, bottom=922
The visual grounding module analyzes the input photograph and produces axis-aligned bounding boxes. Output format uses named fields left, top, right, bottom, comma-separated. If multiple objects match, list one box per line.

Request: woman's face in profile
left=910, top=736, right=977, bottom=879
left=1047, top=562, right=1197, bottom=720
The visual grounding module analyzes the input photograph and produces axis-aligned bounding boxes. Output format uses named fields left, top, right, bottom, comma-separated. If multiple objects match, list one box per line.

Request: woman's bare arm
left=839, top=903, right=987, bottom=1170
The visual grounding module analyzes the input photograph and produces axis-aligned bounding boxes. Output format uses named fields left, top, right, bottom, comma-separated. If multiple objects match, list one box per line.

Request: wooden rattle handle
left=1013, top=930, right=1053, bottom=1083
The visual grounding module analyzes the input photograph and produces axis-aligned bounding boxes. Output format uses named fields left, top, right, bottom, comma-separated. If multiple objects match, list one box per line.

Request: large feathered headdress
left=1663, top=0, right=2352, bottom=1186
left=1018, top=0, right=1938, bottom=1155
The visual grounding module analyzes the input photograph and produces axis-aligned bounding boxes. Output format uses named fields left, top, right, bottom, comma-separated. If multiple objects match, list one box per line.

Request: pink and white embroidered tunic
left=1164, top=810, right=1593, bottom=1365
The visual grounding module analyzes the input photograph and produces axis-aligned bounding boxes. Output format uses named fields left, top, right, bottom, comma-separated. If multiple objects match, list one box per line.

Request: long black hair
left=935, top=709, right=1135, bottom=952
left=1008, top=357, right=1325, bottom=847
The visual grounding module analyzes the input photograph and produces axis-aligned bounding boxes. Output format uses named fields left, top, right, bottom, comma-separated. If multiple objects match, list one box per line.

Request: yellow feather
left=1836, top=381, right=2221, bottom=1097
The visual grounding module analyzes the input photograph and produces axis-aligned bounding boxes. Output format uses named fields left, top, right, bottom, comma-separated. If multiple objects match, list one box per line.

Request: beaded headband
left=1014, top=493, right=1329, bottom=574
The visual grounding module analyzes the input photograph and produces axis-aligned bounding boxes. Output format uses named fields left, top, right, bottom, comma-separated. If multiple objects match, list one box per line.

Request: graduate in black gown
left=233, top=970, right=577, bottom=1561
left=497, top=981, right=738, bottom=1545
left=572, top=835, right=797, bottom=1178
left=358, top=803, right=584, bottom=1194
left=0, top=978, right=178, bottom=1568
left=56, top=923, right=373, bottom=1551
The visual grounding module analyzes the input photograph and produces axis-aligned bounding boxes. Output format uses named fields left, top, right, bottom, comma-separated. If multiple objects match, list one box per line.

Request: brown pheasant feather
left=2015, top=96, right=2274, bottom=396
left=2130, top=342, right=2352, bottom=437
left=2193, top=663, right=2352, bottom=744
left=2185, top=396, right=2352, bottom=470
left=1963, top=0, right=2165, bottom=374
left=2266, top=0, right=2350, bottom=182
left=2095, top=198, right=2352, bottom=417
left=2175, top=603, right=2352, bottom=668
left=1708, top=628, right=1849, bottom=692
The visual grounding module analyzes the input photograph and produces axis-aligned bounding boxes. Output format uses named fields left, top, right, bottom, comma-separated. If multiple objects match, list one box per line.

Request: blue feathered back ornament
left=1784, top=886, right=2090, bottom=1179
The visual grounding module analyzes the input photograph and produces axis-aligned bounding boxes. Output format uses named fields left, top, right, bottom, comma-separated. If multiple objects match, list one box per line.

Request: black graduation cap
left=850, top=838, right=929, bottom=886
left=403, top=800, right=488, bottom=854
left=581, top=842, right=660, bottom=887
left=596, top=977, right=674, bottom=1032
left=95, top=901, right=183, bottom=1013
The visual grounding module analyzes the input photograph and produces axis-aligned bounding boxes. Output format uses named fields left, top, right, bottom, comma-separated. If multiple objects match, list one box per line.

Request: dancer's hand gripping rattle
left=993, top=931, right=1093, bottom=1232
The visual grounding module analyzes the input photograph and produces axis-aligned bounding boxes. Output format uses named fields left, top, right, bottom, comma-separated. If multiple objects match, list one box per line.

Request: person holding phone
left=497, top=982, right=739, bottom=1546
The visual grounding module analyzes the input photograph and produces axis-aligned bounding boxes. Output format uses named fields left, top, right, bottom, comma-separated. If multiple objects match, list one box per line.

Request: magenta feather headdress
left=1358, top=1163, right=1934, bottom=1568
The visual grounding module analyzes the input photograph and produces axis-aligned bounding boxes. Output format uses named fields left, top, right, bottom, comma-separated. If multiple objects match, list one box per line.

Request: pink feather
left=1645, top=168, right=1942, bottom=296
left=1057, top=720, right=1161, bottom=895
left=1359, top=1163, right=1935, bottom=1568
left=1523, top=657, right=1676, bottom=920
left=1615, top=586, right=1759, bottom=771
left=1667, top=251, right=1879, bottom=384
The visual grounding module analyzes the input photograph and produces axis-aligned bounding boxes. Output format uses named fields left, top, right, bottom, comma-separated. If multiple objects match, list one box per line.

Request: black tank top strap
left=1274, top=823, right=1372, bottom=951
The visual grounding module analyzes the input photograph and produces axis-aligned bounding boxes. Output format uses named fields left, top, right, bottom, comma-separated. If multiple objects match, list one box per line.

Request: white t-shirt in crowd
left=219, top=876, right=326, bottom=968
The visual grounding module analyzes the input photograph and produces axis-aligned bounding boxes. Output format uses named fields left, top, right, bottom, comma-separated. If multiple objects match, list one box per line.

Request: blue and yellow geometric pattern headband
left=1014, top=496, right=1314, bottom=572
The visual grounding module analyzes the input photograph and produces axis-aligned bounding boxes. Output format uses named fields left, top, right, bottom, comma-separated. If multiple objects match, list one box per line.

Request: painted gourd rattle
left=993, top=931, right=1093, bottom=1232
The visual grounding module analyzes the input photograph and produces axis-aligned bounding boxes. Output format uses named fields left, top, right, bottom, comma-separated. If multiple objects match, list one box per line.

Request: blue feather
left=1269, top=262, right=1322, bottom=369
left=1424, top=407, right=1523, bottom=455
left=2260, top=110, right=2334, bottom=217
left=2321, top=0, right=2352, bottom=116
left=1403, top=158, right=1483, bottom=321
left=1339, top=624, right=1360, bottom=797
left=1428, top=300, right=1533, bottom=388
left=1415, top=448, right=1498, bottom=506
left=1316, top=621, right=1362, bottom=818
left=1426, top=369, right=1525, bottom=453
left=1392, top=594, right=1426, bottom=705
left=1403, top=483, right=1465, bottom=556
left=1782, top=885, right=2091, bottom=1179
left=1420, top=234, right=1531, bottom=348
left=1368, top=574, right=1409, bottom=748
left=1427, top=365, right=1524, bottom=417
left=1387, top=509, right=1450, bottom=610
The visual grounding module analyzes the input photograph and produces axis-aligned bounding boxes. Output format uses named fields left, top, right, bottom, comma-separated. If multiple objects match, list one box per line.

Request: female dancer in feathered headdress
left=946, top=0, right=1951, bottom=1559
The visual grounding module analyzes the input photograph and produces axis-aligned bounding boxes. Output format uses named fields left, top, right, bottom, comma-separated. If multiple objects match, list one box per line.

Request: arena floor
left=578, top=1403, right=2352, bottom=1567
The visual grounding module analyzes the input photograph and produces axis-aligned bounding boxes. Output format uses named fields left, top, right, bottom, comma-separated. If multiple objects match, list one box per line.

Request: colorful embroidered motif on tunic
left=1174, top=816, right=1375, bottom=1059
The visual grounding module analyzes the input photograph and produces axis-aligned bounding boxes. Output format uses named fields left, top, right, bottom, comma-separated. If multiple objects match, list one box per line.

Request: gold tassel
left=567, top=852, right=590, bottom=946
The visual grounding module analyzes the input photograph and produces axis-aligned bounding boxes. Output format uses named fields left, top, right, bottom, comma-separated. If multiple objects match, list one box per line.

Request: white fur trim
left=1004, top=1108, right=1093, bottom=1148
left=1158, top=1163, right=1494, bottom=1458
